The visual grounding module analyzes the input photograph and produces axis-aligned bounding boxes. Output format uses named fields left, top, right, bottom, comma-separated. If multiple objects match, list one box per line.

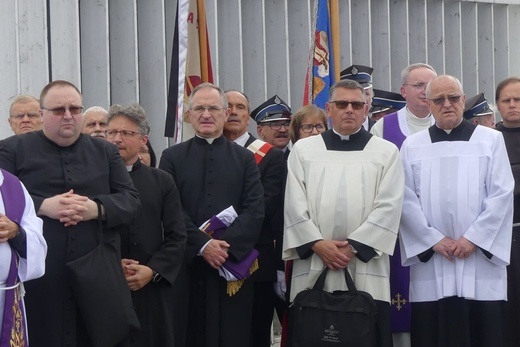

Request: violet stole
left=202, top=215, right=259, bottom=293
left=0, top=169, right=28, bottom=347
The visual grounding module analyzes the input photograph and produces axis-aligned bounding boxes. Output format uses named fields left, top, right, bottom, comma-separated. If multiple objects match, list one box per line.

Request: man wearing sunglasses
left=283, top=79, right=404, bottom=347
left=0, top=80, right=140, bottom=346
left=252, top=95, right=292, bottom=160
left=399, top=75, right=513, bottom=346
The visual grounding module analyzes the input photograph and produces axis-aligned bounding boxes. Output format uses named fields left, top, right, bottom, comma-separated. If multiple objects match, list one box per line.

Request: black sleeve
left=348, top=239, right=377, bottom=263
left=8, top=224, right=27, bottom=258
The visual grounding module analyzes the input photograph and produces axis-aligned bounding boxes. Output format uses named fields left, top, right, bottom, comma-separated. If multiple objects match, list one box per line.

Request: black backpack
left=288, top=267, right=377, bottom=347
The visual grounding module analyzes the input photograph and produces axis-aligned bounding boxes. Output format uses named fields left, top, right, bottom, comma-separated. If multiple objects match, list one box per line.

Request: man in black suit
left=159, top=83, right=264, bottom=347
left=224, top=90, right=286, bottom=347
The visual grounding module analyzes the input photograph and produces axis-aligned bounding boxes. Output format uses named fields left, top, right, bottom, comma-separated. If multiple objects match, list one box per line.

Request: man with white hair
left=82, top=106, right=108, bottom=139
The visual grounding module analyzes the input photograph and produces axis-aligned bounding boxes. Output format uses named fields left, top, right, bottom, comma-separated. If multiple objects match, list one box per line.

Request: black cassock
left=0, top=131, right=140, bottom=347
left=122, top=160, right=187, bottom=346
left=160, top=135, right=264, bottom=347
left=496, top=123, right=520, bottom=347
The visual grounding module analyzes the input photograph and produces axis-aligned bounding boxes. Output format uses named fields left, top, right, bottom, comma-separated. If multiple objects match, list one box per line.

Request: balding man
left=8, top=95, right=42, bottom=134
left=82, top=106, right=108, bottom=139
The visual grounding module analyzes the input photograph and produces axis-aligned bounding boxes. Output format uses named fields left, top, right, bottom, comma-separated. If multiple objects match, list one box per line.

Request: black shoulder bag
left=65, top=203, right=140, bottom=347
left=288, top=267, right=377, bottom=347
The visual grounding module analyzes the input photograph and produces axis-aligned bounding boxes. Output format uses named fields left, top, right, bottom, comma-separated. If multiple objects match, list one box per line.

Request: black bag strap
left=95, top=202, right=103, bottom=245
left=313, top=267, right=358, bottom=294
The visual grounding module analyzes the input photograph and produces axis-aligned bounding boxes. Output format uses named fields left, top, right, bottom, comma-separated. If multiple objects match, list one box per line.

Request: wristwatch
left=152, top=270, right=163, bottom=283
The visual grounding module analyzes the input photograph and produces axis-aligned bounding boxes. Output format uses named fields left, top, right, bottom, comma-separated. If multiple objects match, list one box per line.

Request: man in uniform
left=223, top=90, right=285, bottom=347
left=0, top=80, right=141, bottom=346
left=159, top=83, right=264, bottom=347
left=283, top=79, right=404, bottom=347
left=463, top=93, right=496, bottom=128
left=400, top=75, right=513, bottom=346
left=370, top=89, right=406, bottom=122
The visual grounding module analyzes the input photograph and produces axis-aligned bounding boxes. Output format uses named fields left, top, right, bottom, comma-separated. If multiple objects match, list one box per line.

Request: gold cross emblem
left=391, top=293, right=407, bottom=311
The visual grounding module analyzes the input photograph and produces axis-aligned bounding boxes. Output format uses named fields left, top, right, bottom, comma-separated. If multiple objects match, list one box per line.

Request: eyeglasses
left=428, top=95, right=463, bottom=106
left=263, top=121, right=290, bottom=131
left=11, top=113, right=41, bottom=120
left=190, top=105, right=223, bottom=114
left=403, top=83, right=428, bottom=91
left=42, top=106, right=84, bottom=115
left=300, top=124, right=327, bottom=133
left=106, top=130, right=141, bottom=138
left=329, top=100, right=366, bottom=111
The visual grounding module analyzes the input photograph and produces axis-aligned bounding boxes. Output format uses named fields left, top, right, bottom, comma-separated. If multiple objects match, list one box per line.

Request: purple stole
left=0, top=169, right=28, bottom=347
left=383, top=112, right=411, bottom=332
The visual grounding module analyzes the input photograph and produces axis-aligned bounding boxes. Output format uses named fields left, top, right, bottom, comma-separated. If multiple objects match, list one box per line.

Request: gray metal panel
left=461, top=2, right=478, bottom=97
left=351, top=0, right=371, bottom=65
left=18, top=0, right=49, bottom=97
left=216, top=0, right=243, bottom=92
left=48, top=0, right=81, bottom=86
left=426, top=1, right=445, bottom=73
left=338, top=0, right=353, bottom=68
left=408, top=0, right=428, bottom=65
left=264, top=0, right=290, bottom=103
left=477, top=3, right=495, bottom=99
left=493, top=5, right=509, bottom=97
left=508, top=6, right=520, bottom=77
left=109, top=0, right=139, bottom=104
left=137, top=0, right=169, bottom=153
left=389, top=0, right=409, bottom=92
left=80, top=0, right=110, bottom=109
left=242, top=0, right=268, bottom=109
left=443, top=2, right=463, bottom=79
left=371, top=0, right=391, bottom=89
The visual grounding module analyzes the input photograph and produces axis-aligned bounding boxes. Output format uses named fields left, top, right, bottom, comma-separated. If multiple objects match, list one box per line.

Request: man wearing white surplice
left=283, top=79, right=404, bottom=347
left=399, top=75, right=513, bottom=347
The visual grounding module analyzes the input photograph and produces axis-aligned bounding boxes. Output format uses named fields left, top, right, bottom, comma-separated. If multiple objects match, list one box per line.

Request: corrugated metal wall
left=1, top=0, right=520, bottom=155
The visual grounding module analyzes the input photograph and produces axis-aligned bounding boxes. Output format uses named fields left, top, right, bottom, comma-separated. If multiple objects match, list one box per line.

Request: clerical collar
left=195, top=134, right=218, bottom=144
left=332, top=127, right=361, bottom=141
left=233, top=132, right=250, bottom=147
left=436, top=118, right=463, bottom=134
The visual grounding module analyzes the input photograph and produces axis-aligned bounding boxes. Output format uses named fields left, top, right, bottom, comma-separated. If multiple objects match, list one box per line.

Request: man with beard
left=252, top=95, right=292, bottom=160
left=223, top=90, right=285, bottom=347
left=82, top=106, right=108, bottom=139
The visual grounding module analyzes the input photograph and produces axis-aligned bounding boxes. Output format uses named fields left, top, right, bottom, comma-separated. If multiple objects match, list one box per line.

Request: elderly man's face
left=188, top=87, right=229, bottom=138
left=224, top=91, right=250, bottom=140
left=9, top=100, right=42, bottom=134
left=326, top=87, right=368, bottom=135
left=83, top=111, right=108, bottom=139
left=107, top=115, right=147, bottom=166
left=427, top=76, right=465, bottom=130
left=41, top=85, right=84, bottom=146
left=497, top=81, right=520, bottom=128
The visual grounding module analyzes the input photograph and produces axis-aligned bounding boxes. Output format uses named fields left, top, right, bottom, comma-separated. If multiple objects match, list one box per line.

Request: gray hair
left=425, top=75, right=464, bottom=98
left=329, top=79, right=365, bottom=101
left=108, top=103, right=150, bottom=135
left=84, top=106, right=108, bottom=117
left=10, top=95, right=39, bottom=115
left=401, top=63, right=437, bottom=85
left=188, top=83, right=228, bottom=109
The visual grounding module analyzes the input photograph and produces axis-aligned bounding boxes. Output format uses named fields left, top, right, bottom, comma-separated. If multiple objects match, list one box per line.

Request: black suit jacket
left=244, top=134, right=285, bottom=281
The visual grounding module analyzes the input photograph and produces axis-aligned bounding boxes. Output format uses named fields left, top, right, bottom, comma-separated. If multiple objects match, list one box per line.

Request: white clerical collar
left=405, top=107, right=433, bottom=122
left=195, top=134, right=218, bottom=144
left=233, top=132, right=250, bottom=147
left=332, top=127, right=361, bottom=141
left=126, top=165, right=132, bottom=172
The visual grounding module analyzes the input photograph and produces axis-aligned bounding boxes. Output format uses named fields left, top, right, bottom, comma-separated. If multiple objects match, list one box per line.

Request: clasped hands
left=121, top=259, right=153, bottom=291
left=39, top=189, right=98, bottom=227
left=0, top=213, right=20, bottom=243
left=433, top=236, right=476, bottom=261
left=202, top=239, right=230, bottom=269
left=312, top=240, right=356, bottom=270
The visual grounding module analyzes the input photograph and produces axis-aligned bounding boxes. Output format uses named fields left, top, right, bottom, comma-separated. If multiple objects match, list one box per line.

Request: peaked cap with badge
left=250, top=95, right=292, bottom=123
left=339, top=64, right=374, bottom=89
left=463, top=93, right=494, bottom=120
left=370, top=89, right=406, bottom=114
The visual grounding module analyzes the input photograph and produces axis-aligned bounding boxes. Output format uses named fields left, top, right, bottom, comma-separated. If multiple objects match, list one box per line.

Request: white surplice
left=283, top=134, right=404, bottom=302
left=399, top=125, right=514, bottom=302
left=0, top=171, right=47, bottom=327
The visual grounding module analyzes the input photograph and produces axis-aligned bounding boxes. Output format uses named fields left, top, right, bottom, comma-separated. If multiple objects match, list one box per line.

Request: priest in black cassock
left=223, top=90, right=285, bottom=347
left=0, top=80, right=141, bottom=346
left=106, top=103, right=187, bottom=347
left=159, top=83, right=264, bottom=347
left=495, top=76, right=520, bottom=347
